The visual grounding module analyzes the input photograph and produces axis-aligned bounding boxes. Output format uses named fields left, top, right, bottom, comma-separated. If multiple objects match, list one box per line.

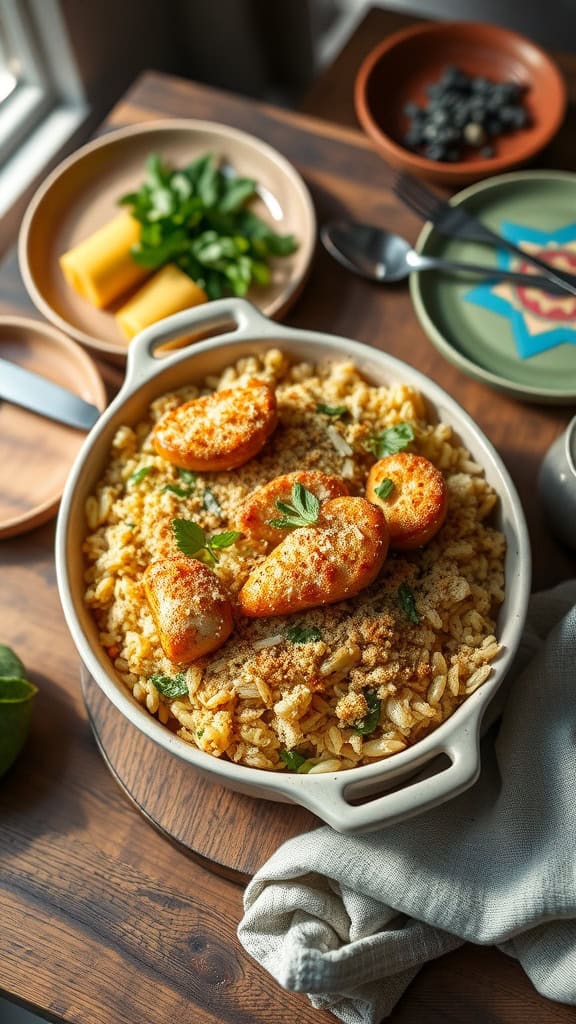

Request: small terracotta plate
left=0, top=317, right=106, bottom=538
left=410, top=170, right=576, bottom=403
left=19, top=119, right=317, bottom=362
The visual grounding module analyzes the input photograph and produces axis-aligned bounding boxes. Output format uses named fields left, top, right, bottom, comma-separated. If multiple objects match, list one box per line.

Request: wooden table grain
left=2, top=11, right=576, bottom=1022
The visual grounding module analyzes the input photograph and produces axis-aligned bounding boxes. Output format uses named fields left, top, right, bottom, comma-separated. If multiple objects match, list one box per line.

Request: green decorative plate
left=410, top=170, right=576, bottom=403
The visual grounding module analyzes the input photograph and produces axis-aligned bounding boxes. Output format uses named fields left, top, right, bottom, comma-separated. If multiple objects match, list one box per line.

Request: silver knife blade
left=0, top=357, right=101, bottom=430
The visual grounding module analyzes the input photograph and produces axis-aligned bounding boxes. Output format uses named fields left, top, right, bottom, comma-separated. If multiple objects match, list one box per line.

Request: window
left=0, top=0, right=88, bottom=221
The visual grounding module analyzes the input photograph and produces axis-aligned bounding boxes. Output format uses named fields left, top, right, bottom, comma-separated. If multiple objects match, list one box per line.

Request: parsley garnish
left=375, top=478, right=395, bottom=500
left=286, top=624, right=322, bottom=644
left=129, top=466, right=153, bottom=485
left=162, top=468, right=197, bottom=498
left=365, top=423, right=414, bottom=459
left=267, top=482, right=320, bottom=530
left=316, top=403, right=347, bottom=418
left=280, top=749, right=314, bottom=772
left=398, top=582, right=420, bottom=624
left=353, top=691, right=381, bottom=735
left=150, top=672, right=188, bottom=697
left=202, top=486, right=222, bottom=516
left=172, top=518, right=241, bottom=564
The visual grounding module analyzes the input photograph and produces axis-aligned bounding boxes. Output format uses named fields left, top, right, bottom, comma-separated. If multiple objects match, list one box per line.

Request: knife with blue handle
left=0, top=357, right=101, bottom=430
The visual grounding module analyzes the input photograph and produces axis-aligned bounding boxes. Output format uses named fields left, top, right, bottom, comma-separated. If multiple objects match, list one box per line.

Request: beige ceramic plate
left=18, top=120, right=316, bottom=362
left=0, top=317, right=106, bottom=538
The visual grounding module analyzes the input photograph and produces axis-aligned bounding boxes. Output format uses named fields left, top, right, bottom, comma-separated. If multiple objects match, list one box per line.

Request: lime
left=0, top=644, right=25, bottom=679
left=0, top=649, right=38, bottom=778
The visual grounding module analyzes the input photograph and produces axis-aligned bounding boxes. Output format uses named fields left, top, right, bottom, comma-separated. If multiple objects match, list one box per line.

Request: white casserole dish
left=56, top=298, right=531, bottom=834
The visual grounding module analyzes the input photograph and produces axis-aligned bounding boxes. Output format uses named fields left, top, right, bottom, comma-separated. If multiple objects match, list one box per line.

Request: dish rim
left=55, top=298, right=531, bottom=832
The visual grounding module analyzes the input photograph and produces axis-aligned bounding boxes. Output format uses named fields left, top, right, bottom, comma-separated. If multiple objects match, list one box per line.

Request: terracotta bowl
left=354, top=21, right=567, bottom=186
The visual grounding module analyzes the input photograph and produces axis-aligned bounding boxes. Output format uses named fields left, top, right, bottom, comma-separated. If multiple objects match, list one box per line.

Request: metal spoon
left=321, top=220, right=566, bottom=295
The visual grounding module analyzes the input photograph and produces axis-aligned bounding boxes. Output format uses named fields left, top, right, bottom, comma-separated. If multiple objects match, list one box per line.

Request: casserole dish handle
left=289, top=714, right=482, bottom=835
left=124, top=298, right=291, bottom=390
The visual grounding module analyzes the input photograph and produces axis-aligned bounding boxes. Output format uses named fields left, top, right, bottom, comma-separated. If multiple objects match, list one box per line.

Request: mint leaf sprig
left=365, top=422, right=415, bottom=459
left=279, top=749, right=314, bottom=773
left=267, top=482, right=320, bottom=530
left=316, top=403, right=347, bottom=418
left=374, top=478, right=395, bottom=500
left=172, top=518, right=242, bottom=565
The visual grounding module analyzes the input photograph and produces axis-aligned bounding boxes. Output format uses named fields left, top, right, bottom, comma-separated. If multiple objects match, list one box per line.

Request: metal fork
left=392, top=170, right=576, bottom=298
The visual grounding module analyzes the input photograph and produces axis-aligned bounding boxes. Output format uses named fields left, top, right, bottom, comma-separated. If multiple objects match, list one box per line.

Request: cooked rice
left=83, top=349, right=506, bottom=772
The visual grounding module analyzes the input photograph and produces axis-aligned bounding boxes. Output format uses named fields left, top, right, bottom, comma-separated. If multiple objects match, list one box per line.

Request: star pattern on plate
left=464, top=221, right=576, bottom=359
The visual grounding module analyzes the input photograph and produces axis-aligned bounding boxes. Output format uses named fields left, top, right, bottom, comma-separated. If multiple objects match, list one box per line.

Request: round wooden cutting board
left=81, top=667, right=319, bottom=883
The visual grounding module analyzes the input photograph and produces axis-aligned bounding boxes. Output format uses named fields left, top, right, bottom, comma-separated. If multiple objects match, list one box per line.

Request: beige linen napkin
left=238, top=582, right=576, bottom=1023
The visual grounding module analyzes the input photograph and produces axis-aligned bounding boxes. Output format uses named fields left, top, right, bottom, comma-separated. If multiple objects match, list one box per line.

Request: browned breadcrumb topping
left=83, top=349, right=505, bottom=773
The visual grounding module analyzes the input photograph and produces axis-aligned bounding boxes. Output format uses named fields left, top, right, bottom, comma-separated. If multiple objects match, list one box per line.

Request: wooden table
left=2, top=9, right=576, bottom=1022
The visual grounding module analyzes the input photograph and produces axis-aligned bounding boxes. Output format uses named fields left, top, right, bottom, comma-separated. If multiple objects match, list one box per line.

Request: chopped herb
left=196, top=728, right=204, bottom=738
left=316, top=403, right=347, bottom=418
left=202, top=486, right=222, bottom=516
left=0, top=644, right=25, bottom=680
left=353, top=690, right=381, bottom=735
left=286, top=624, right=322, bottom=644
left=267, top=482, right=320, bottom=530
left=125, top=522, right=135, bottom=529
left=365, top=423, right=415, bottom=459
left=150, top=672, right=188, bottom=697
left=398, top=582, right=420, bottom=624
left=172, top=517, right=241, bottom=564
left=375, top=478, right=395, bottom=500
left=129, top=466, right=153, bottom=485
left=280, top=749, right=314, bottom=773
left=162, top=468, right=197, bottom=498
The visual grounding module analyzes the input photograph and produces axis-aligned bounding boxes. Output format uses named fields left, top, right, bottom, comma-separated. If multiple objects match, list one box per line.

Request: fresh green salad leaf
left=374, top=478, right=395, bottom=500
left=172, top=518, right=241, bottom=564
left=286, top=624, right=322, bottom=645
left=150, top=673, right=188, bottom=698
left=365, top=423, right=415, bottom=459
left=267, top=482, right=320, bottom=530
left=398, top=582, right=420, bottom=624
left=353, top=690, right=381, bottom=735
left=119, top=152, right=298, bottom=300
left=280, top=749, right=314, bottom=772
